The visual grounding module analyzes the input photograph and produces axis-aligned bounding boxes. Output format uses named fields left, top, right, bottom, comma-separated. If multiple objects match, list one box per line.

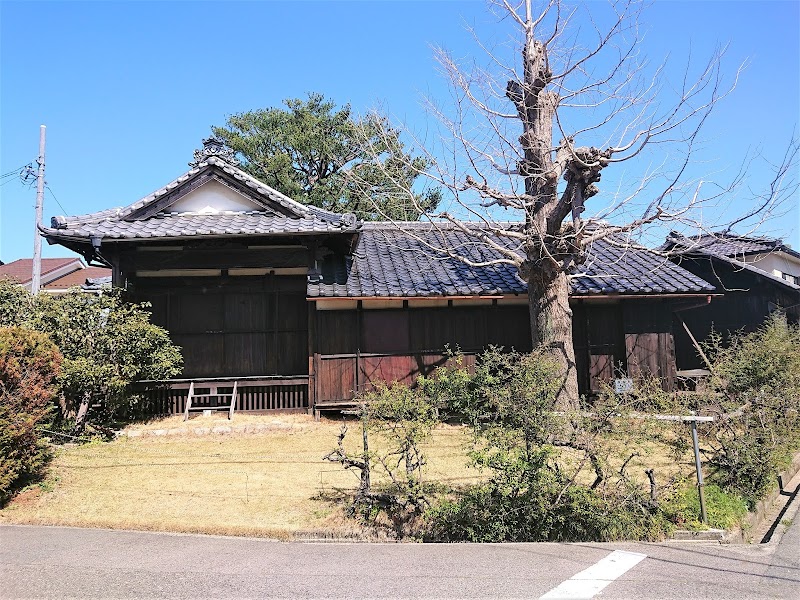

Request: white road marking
left=539, top=549, right=648, bottom=599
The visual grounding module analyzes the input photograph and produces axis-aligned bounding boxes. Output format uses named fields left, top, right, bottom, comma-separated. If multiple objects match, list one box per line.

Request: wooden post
left=307, top=301, right=316, bottom=414
left=229, top=381, right=238, bottom=420
left=183, top=381, right=194, bottom=421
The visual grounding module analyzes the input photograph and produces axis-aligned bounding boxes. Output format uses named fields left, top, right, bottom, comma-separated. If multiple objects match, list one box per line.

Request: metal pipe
left=691, top=419, right=708, bottom=524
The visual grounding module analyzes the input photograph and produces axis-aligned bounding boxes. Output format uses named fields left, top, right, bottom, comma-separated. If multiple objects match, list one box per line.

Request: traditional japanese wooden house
left=41, top=140, right=717, bottom=414
left=664, top=233, right=800, bottom=370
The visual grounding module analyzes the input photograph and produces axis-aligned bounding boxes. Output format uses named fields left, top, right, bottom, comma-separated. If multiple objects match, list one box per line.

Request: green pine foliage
left=212, top=93, right=441, bottom=220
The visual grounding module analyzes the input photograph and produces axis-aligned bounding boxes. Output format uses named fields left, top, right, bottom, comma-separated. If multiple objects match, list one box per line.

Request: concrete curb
left=733, top=452, right=800, bottom=543
left=671, top=528, right=727, bottom=542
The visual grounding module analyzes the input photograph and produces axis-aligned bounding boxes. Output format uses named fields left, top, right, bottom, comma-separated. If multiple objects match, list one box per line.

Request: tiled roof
left=82, top=275, right=113, bottom=292
left=572, top=236, right=715, bottom=295
left=664, top=233, right=793, bottom=258
left=43, top=212, right=351, bottom=241
left=0, top=258, right=81, bottom=284
left=43, top=266, right=112, bottom=290
left=665, top=232, right=800, bottom=291
left=308, top=223, right=715, bottom=298
left=41, top=156, right=357, bottom=242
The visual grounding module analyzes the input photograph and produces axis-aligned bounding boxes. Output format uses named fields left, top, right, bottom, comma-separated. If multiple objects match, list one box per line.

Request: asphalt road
left=1, top=523, right=798, bottom=599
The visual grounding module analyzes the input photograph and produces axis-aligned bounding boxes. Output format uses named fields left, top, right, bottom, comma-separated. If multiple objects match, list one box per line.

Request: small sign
left=614, top=378, right=634, bottom=394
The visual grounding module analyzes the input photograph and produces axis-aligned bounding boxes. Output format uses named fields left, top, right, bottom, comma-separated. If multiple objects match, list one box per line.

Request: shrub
left=420, top=348, right=675, bottom=542
left=0, top=283, right=183, bottom=432
left=0, top=327, right=62, bottom=504
left=324, top=381, right=439, bottom=539
left=702, top=316, right=800, bottom=507
left=35, top=289, right=183, bottom=429
left=0, top=279, right=37, bottom=328
left=425, top=479, right=673, bottom=543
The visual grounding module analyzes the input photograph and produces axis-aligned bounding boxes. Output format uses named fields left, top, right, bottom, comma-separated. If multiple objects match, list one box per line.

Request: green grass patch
left=667, top=483, right=748, bottom=530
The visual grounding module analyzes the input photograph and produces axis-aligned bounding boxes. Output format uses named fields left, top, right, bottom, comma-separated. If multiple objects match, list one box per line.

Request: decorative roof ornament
left=189, top=137, right=240, bottom=167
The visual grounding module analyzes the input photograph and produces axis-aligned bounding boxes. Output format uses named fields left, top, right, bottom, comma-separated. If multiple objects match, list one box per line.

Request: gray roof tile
left=665, top=232, right=800, bottom=291
left=665, top=232, right=792, bottom=258
left=308, top=223, right=715, bottom=298
left=43, top=212, right=346, bottom=240
left=41, top=157, right=357, bottom=242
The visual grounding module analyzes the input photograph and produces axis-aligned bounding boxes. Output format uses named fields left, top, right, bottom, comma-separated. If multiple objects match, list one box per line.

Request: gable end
left=125, top=168, right=294, bottom=221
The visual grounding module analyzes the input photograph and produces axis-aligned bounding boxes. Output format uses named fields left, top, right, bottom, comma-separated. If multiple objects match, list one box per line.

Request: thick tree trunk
left=73, top=392, right=91, bottom=435
left=527, top=267, right=579, bottom=411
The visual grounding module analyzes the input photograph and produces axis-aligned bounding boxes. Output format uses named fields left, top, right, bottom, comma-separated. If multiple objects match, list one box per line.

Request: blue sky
left=1, top=0, right=798, bottom=262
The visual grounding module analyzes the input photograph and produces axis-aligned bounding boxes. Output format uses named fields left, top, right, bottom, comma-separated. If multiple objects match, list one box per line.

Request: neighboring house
left=0, top=257, right=111, bottom=293
left=663, top=232, right=800, bottom=370
left=40, top=139, right=716, bottom=414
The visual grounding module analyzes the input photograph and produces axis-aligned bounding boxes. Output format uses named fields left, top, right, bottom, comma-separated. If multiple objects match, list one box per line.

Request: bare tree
left=353, top=0, right=798, bottom=408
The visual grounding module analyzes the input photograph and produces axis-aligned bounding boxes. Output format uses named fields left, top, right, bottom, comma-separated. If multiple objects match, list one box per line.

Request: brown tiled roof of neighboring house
left=0, top=258, right=81, bottom=284
left=43, top=266, right=112, bottom=290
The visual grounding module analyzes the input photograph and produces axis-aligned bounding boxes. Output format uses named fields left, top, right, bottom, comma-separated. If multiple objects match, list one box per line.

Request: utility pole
left=31, top=125, right=46, bottom=294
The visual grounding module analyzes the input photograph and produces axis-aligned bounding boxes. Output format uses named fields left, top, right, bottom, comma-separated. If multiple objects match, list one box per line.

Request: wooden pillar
left=307, top=300, right=317, bottom=414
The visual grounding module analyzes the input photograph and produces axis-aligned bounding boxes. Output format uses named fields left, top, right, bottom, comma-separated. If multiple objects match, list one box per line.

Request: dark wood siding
left=623, top=301, right=677, bottom=390
left=314, top=300, right=683, bottom=402
left=314, top=303, right=530, bottom=403
left=131, top=275, right=308, bottom=378
left=671, top=256, right=800, bottom=371
left=573, top=303, right=627, bottom=393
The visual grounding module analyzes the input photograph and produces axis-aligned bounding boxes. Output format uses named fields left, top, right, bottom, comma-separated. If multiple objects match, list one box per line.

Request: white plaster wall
left=165, top=180, right=263, bottom=213
left=742, top=251, right=800, bottom=279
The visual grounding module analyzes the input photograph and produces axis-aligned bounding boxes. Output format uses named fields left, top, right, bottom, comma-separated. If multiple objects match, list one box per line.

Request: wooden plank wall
left=623, top=301, right=677, bottom=390
left=572, top=303, right=626, bottom=393
left=314, top=300, right=683, bottom=403
left=314, top=352, right=476, bottom=403
left=671, top=257, right=800, bottom=371
left=131, top=274, right=309, bottom=378
left=313, top=303, right=529, bottom=403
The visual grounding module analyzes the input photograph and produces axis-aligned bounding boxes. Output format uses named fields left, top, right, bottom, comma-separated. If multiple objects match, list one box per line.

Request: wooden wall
left=314, top=305, right=533, bottom=356
left=312, top=300, right=682, bottom=403
left=131, top=275, right=309, bottom=378
left=671, top=257, right=800, bottom=371
left=622, top=301, right=677, bottom=390
left=314, top=353, right=477, bottom=403
left=312, top=303, right=528, bottom=403
left=572, top=303, right=626, bottom=393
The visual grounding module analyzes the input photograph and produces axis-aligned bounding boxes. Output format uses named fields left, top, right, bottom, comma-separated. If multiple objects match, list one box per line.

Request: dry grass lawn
left=0, top=414, right=478, bottom=539
left=1, top=413, right=701, bottom=539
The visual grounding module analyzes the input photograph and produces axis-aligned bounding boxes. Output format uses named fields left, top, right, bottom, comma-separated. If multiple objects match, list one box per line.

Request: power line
left=0, top=163, right=33, bottom=179
left=46, top=185, right=68, bottom=214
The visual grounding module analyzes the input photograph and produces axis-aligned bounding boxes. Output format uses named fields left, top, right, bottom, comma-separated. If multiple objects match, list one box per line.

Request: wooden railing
left=136, top=376, right=309, bottom=415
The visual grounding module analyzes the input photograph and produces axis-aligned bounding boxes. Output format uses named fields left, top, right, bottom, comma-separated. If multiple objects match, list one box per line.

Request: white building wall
left=742, top=251, right=800, bottom=283
left=165, top=180, right=263, bottom=214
